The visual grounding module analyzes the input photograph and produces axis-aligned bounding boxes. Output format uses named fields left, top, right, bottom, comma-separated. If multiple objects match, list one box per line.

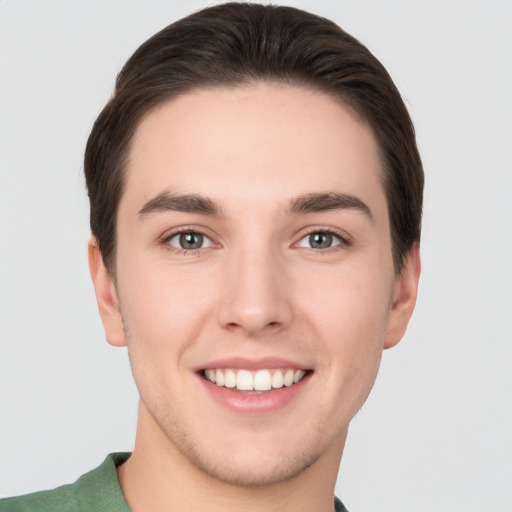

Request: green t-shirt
left=0, top=453, right=348, bottom=511
left=0, top=453, right=131, bottom=512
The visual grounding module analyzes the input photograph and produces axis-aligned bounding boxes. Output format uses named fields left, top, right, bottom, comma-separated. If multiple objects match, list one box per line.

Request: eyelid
left=292, top=226, right=352, bottom=249
left=160, top=225, right=220, bottom=253
left=161, top=225, right=216, bottom=240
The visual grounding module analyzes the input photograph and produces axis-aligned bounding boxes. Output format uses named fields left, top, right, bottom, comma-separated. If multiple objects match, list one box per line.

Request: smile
left=202, top=368, right=307, bottom=391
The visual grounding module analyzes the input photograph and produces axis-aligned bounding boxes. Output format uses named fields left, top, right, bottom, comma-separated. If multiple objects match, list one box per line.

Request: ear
left=88, top=236, right=127, bottom=347
left=384, top=241, right=421, bottom=349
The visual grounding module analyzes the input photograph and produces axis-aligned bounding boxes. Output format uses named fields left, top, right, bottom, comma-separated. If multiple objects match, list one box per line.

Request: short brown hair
left=84, top=2, right=423, bottom=274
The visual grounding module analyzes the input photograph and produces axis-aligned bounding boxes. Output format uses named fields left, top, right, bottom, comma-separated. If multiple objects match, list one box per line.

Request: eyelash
left=294, top=227, right=351, bottom=253
left=160, top=226, right=351, bottom=256
left=161, top=227, right=215, bottom=256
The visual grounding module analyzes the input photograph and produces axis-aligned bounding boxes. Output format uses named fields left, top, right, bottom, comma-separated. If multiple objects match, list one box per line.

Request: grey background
left=1, top=1, right=511, bottom=511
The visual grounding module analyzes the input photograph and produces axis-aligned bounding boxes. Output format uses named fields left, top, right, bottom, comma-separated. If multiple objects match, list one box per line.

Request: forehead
left=122, top=83, right=386, bottom=218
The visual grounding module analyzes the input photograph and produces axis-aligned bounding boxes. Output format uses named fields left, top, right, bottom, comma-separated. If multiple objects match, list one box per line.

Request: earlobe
left=88, top=236, right=127, bottom=347
left=384, top=242, right=421, bottom=349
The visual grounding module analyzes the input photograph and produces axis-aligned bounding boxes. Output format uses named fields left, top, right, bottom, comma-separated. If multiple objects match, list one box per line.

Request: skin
left=89, top=83, right=420, bottom=512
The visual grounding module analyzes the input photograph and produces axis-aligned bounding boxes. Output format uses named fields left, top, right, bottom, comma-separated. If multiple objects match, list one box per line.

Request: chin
left=147, top=402, right=332, bottom=488
left=182, top=441, right=323, bottom=488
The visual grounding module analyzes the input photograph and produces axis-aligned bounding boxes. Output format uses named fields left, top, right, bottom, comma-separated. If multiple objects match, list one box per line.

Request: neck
left=117, top=401, right=345, bottom=512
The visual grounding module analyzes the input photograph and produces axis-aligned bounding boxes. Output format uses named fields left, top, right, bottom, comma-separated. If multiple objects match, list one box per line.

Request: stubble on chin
left=138, top=394, right=339, bottom=489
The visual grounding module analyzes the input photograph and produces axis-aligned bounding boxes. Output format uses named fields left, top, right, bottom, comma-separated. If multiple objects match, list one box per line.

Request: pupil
left=180, top=233, right=203, bottom=249
left=310, top=232, right=332, bottom=249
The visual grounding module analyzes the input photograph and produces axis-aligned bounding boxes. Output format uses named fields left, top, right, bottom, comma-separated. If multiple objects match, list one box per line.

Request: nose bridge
left=217, top=235, right=291, bottom=335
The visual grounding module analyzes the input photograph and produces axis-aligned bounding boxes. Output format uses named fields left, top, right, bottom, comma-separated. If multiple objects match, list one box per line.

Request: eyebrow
left=286, top=192, right=373, bottom=220
left=138, top=192, right=222, bottom=217
left=138, top=190, right=372, bottom=221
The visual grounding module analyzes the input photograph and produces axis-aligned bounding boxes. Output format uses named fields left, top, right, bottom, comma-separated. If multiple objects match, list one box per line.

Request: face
left=90, top=83, right=419, bottom=487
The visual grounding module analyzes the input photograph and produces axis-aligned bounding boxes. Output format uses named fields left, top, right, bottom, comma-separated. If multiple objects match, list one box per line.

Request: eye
left=296, top=231, right=342, bottom=250
left=167, top=231, right=213, bottom=250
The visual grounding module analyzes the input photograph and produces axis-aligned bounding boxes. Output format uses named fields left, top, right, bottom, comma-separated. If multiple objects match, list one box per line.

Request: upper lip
left=196, top=357, right=312, bottom=371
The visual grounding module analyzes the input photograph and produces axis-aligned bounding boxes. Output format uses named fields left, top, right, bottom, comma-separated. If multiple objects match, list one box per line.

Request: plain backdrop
left=0, top=1, right=511, bottom=511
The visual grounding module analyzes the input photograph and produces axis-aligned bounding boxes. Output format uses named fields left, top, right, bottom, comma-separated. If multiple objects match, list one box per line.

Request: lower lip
left=198, top=373, right=311, bottom=415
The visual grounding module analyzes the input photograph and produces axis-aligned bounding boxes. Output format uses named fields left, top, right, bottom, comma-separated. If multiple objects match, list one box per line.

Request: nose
left=216, top=245, right=293, bottom=337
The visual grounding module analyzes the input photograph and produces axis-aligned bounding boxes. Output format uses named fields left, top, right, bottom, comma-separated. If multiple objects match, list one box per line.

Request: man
left=0, top=3, right=422, bottom=511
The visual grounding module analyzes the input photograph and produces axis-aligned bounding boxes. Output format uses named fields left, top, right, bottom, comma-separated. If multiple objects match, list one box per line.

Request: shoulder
left=335, top=495, right=350, bottom=512
left=0, top=483, right=78, bottom=512
left=0, top=453, right=131, bottom=512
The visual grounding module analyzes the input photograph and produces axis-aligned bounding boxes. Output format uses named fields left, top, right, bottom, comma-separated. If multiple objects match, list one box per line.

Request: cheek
left=117, top=259, right=219, bottom=350
left=306, top=262, right=392, bottom=330
left=116, top=264, right=217, bottom=405
left=300, top=263, right=394, bottom=374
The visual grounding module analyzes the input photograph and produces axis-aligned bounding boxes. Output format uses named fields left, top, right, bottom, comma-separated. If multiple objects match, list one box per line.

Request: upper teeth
left=204, top=368, right=306, bottom=391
